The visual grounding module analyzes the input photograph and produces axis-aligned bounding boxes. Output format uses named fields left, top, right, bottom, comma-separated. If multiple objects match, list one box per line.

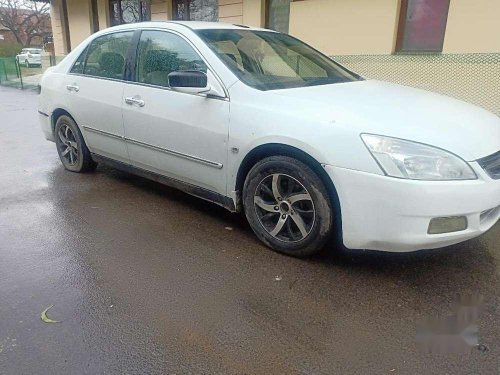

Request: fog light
left=428, top=216, right=468, bottom=234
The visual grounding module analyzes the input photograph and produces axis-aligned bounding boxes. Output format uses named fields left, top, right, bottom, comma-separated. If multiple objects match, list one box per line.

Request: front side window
left=109, top=0, right=151, bottom=26
left=396, top=0, right=450, bottom=53
left=83, top=32, right=133, bottom=79
left=197, top=29, right=359, bottom=91
left=135, top=30, right=207, bottom=88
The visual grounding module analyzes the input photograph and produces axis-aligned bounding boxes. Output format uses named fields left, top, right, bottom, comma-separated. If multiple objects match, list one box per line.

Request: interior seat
left=143, top=50, right=180, bottom=87
left=98, top=52, right=125, bottom=79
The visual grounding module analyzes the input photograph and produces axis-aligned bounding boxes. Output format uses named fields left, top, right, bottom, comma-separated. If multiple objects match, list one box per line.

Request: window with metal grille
left=109, top=0, right=151, bottom=26
left=172, top=0, right=218, bottom=22
left=396, top=0, right=450, bottom=53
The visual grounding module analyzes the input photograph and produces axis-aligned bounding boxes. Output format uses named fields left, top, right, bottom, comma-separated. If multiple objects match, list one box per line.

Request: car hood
left=272, top=80, right=500, bottom=161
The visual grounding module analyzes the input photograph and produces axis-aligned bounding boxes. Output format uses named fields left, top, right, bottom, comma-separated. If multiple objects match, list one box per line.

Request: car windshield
left=196, top=29, right=360, bottom=91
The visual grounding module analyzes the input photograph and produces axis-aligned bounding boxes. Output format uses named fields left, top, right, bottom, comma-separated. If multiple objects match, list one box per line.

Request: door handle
left=66, top=84, right=79, bottom=92
left=125, top=96, right=145, bottom=107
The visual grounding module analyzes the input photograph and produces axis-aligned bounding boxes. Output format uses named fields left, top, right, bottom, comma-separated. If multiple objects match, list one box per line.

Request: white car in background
left=37, top=22, right=500, bottom=257
left=16, top=48, right=42, bottom=68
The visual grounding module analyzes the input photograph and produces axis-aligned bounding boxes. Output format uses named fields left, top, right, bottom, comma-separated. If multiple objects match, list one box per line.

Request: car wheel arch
left=51, top=108, right=78, bottom=135
left=51, top=108, right=91, bottom=146
left=235, top=143, right=342, bottom=237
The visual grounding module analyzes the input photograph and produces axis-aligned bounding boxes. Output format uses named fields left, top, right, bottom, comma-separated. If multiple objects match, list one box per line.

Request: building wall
left=443, top=0, right=500, bottom=53
left=0, top=30, right=20, bottom=45
left=66, top=0, right=93, bottom=50
left=49, top=0, right=500, bottom=56
left=50, top=0, right=68, bottom=55
left=219, top=0, right=244, bottom=24
left=0, top=31, right=45, bottom=47
left=289, top=0, right=400, bottom=55
left=151, top=0, right=171, bottom=21
left=286, top=0, right=500, bottom=55
left=97, top=0, right=110, bottom=29
left=242, top=0, right=265, bottom=27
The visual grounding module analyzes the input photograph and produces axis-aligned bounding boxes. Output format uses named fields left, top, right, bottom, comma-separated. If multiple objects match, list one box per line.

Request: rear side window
left=135, top=30, right=207, bottom=88
left=70, top=47, right=87, bottom=74
left=82, top=32, right=133, bottom=80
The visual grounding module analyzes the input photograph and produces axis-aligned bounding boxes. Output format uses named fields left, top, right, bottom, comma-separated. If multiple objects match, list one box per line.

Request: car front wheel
left=55, top=115, right=97, bottom=172
left=243, top=156, right=334, bottom=257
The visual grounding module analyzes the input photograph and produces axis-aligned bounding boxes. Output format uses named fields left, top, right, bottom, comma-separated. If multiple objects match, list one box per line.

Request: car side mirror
left=168, top=70, right=211, bottom=95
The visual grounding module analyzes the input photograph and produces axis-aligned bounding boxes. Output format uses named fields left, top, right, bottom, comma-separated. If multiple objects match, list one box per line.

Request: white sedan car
left=17, top=48, right=42, bottom=67
left=38, top=22, right=500, bottom=257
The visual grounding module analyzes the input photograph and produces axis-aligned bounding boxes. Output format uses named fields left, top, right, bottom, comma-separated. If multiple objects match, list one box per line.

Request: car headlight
left=361, top=134, right=477, bottom=180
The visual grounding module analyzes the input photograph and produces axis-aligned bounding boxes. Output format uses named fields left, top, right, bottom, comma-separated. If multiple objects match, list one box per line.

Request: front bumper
left=325, top=164, right=500, bottom=252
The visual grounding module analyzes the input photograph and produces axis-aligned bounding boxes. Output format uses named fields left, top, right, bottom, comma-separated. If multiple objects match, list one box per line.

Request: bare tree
left=0, top=0, right=50, bottom=47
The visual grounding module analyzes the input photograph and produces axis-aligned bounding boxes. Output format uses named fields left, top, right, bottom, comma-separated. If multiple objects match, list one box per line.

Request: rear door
left=64, top=31, right=134, bottom=163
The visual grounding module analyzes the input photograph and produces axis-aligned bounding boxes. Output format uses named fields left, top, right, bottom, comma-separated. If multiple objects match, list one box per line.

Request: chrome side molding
left=82, top=126, right=223, bottom=169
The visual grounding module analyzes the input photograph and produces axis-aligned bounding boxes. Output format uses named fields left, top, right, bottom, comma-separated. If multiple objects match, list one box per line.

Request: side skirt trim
left=91, top=153, right=236, bottom=212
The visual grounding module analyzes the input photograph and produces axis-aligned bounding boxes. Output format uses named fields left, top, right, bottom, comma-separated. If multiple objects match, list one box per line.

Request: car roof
left=168, top=21, right=268, bottom=30
left=103, top=21, right=272, bottom=33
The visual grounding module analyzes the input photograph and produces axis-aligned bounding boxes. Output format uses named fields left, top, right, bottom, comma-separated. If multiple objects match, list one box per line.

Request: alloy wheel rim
left=254, top=173, right=315, bottom=242
left=58, top=124, right=79, bottom=166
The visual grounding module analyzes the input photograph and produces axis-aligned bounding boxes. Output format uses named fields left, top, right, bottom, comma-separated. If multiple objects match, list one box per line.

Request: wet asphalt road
left=0, top=86, right=499, bottom=374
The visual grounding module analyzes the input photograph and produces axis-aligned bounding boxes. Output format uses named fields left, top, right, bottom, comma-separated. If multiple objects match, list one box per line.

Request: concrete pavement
left=0, top=86, right=499, bottom=374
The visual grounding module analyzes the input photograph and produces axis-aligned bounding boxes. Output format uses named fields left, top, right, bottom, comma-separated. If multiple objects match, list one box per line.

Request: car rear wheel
left=55, top=115, right=97, bottom=173
left=243, top=156, right=333, bottom=257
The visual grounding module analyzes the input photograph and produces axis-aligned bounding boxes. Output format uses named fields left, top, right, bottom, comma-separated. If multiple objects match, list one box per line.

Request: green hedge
left=0, top=42, right=22, bottom=58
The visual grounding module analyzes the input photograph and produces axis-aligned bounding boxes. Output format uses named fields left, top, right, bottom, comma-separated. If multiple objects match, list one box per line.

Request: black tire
left=54, top=115, right=97, bottom=172
left=243, top=156, right=333, bottom=257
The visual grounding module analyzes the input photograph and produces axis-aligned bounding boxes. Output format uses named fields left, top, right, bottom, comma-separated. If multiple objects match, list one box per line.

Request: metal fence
left=334, top=53, right=500, bottom=116
left=0, top=55, right=65, bottom=90
left=1, top=52, right=499, bottom=117
left=0, top=57, right=24, bottom=88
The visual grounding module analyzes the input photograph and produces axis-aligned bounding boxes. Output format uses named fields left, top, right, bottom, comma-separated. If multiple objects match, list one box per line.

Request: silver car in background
left=16, top=48, right=42, bottom=68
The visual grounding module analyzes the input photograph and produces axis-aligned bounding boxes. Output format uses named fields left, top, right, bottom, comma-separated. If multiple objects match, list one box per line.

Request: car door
left=64, top=31, right=134, bottom=163
left=122, top=29, right=229, bottom=196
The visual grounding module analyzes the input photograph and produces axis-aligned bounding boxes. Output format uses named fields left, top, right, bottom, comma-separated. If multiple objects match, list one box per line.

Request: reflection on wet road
left=0, top=86, right=499, bottom=374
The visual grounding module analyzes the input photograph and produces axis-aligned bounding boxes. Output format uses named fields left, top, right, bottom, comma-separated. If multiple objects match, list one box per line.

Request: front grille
left=478, top=151, right=500, bottom=179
